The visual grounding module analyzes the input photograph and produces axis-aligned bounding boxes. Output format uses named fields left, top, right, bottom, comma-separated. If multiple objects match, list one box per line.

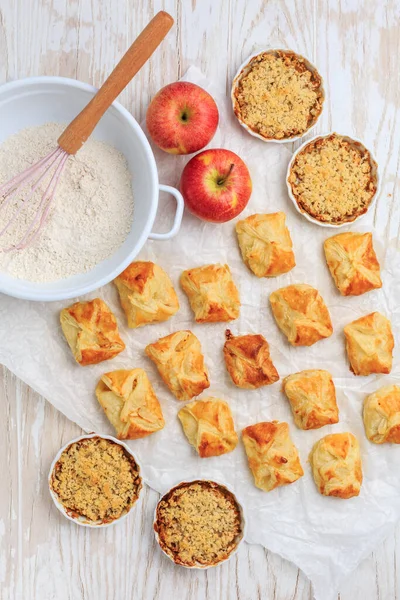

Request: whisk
left=0, top=11, right=173, bottom=252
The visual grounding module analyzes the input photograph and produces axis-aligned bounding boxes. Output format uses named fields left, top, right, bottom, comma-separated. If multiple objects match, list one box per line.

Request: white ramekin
left=231, top=48, right=325, bottom=144
left=0, top=77, right=184, bottom=301
left=153, top=478, right=247, bottom=569
left=48, top=433, right=143, bottom=527
left=286, top=132, right=380, bottom=228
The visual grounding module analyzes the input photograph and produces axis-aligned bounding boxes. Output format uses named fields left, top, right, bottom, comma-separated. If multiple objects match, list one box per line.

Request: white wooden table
left=1, top=1, right=400, bottom=598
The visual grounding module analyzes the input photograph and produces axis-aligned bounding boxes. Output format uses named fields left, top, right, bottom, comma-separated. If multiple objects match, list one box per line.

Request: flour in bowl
left=0, top=122, right=134, bottom=282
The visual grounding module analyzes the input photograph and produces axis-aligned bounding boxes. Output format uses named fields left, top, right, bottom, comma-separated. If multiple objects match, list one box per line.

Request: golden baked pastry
left=154, top=480, right=243, bottom=567
left=363, top=385, right=400, bottom=444
left=223, top=330, right=279, bottom=389
left=60, top=298, right=125, bottom=366
left=232, top=50, right=324, bottom=140
left=269, top=284, right=333, bottom=346
left=288, top=134, right=377, bottom=225
left=235, top=212, right=296, bottom=277
left=145, top=330, right=210, bottom=401
left=344, top=312, right=394, bottom=376
left=310, top=433, right=362, bottom=499
left=178, top=397, right=238, bottom=458
left=114, top=261, right=179, bottom=328
left=96, top=369, right=165, bottom=440
left=180, top=263, right=240, bottom=323
left=283, top=369, right=339, bottom=430
left=324, top=232, right=382, bottom=296
left=242, top=421, right=303, bottom=492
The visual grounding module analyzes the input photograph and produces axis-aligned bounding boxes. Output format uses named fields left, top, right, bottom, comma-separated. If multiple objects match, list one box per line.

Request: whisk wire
left=0, top=147, right=62, bottom=204
left=0, top=149, right=63, bottom=237
left=14, top=152, right=68, bottom=251
left=0, top=147, right=67, bottom=252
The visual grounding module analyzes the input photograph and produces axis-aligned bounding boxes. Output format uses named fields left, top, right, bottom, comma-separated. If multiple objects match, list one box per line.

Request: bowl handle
left=148, top=184, right=184, bottom=240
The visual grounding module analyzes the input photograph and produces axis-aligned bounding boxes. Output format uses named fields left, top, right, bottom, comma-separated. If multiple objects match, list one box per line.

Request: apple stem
left=217, top=163, right=235, bottom=186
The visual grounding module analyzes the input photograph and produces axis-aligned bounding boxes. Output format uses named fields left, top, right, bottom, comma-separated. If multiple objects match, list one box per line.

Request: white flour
left=0, top=122, right=134, bottom=282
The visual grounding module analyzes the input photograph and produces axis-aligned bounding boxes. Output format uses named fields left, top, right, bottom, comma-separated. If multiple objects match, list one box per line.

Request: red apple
left=146, top=82, right=219, bottom=155
left=180, top=149, right=252, bottom=222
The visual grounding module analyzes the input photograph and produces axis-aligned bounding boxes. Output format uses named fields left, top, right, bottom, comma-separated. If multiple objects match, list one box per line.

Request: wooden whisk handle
left=58, top=11, right=174, bottom=155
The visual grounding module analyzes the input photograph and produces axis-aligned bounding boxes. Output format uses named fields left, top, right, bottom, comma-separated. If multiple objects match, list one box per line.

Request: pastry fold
left=310, top=433, right=362, bottom=499
left=180, top=263, right=240, bottom=323
left=344, top=311, right=394, bottom=376
left=324, top=232, right=381, bottom=296
left=114, top=261, right=179, bottom=328
left=242, top=421, right=304, bottom=492
left=96, top=368, right=164, bottom=440
left=60, top=298, right=125, bottom=366
left=223, top=330, right=279, bottom=389
left=363, top=385, right=400, bottom=444
left=236, top=212, right=295, bottom=277
left=178, top=397, right=238, bottom=458
left=145, top=330, right=210, bottom=401
left=283, top=369, right=339, bottom=430
left=269, top=284, right=333, bottom=346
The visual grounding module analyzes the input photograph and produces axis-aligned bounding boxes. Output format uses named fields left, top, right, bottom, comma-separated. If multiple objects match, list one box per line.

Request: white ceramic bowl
left=48, top=433, right=143, bottom=527
left=153, top=479, right=247, bottom=569
left=286, top=132, right=380, bottom=227
left=0, top=77, right=184, bottom=301
left=231, top=48, right=325, bottom=143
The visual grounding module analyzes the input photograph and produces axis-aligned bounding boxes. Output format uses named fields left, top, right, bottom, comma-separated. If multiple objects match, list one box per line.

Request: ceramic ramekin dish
left=48, top=433, right=143, bottom=527
left=0, top=77, right=184, bottom=301
left=286, top=132, right=380, bottom=228
left=231, top=48, right=325, bottom=144
left=153, top=478, right=247, bottom=569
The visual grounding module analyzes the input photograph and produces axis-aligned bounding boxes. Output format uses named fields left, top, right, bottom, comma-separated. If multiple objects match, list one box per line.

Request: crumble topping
left=233, top=50, right=323, bottom=139
left=51, top=437, right=141, bottom=523
left=288, top=133, right=377, bottom=224
left=155, top=481, right=242, bottom=566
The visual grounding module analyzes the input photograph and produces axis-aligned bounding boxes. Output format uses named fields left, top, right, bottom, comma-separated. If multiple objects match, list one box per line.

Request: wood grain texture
left=58, top=11, right=174, bottom=154
left=0, top=0, right=400, bottom=599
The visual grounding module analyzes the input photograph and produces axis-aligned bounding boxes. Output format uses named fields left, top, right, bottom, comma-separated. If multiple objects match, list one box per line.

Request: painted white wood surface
left=1, top=1, right=400, bottom=598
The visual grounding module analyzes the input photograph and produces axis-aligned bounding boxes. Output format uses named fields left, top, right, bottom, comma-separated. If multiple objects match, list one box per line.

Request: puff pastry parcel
left=114, top=261, right=179, bottom=328
left=178, top=397, right=238, bottom=458
left=344, top=312, right=394, bottom=376
left=242, top=421, right=304, bottom=492
left=180, top=263, right=240, bottom=323
left=223, top=330, right=279, bottom=389
left=363, top=385, right=400, bottom=444
left=269, top=284, right=333, bottom=346
left=283, top=370, right=339, bottom=430
left=96, top=369, right=165, bottom=440
left=310, top=433, right=362, bottom=499
left=145, top=330, right=210, bottom=401
left=236, top=212, right=296, bottom=277
left=60, top=298, right=125, bottom=366
left=324, top=232, right=382, bottom=296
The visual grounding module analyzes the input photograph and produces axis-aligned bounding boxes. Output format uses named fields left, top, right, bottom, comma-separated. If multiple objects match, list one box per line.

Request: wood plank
left=0, top=0, right=400, bottom=598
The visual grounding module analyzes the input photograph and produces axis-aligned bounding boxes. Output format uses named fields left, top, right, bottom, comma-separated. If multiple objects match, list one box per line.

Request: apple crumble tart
left=288, top=133, right=377, bottom=224
left=154, top=480, right=243, bottom=567
left=232, top=50, right=324, bottom=140
left=50, top=436, right=142, bottom=524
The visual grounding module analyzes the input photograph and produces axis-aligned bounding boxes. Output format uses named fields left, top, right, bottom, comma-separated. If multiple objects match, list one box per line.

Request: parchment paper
left=1, top=67, right=400, bottom=600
